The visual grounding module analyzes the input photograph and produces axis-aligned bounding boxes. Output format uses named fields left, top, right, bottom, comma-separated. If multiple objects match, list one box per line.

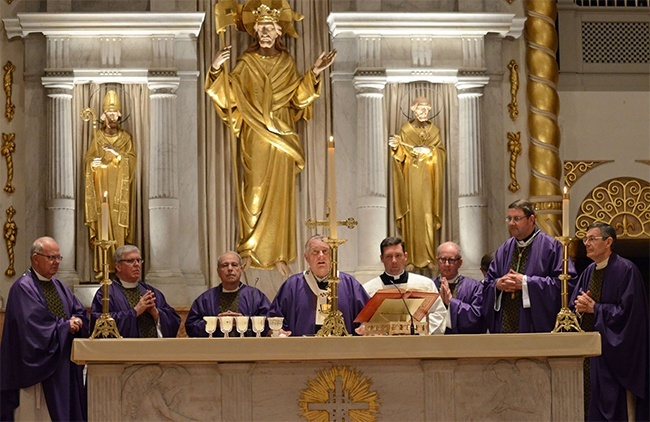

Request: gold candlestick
left=552, top=235, right=582, bottom=333
left=90, top=239, right=122, bottom=339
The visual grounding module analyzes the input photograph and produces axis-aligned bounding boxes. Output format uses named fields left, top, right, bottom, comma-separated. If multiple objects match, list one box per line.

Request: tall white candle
left=562, top=186, right=570, bottom=237
left=100, top=191, right=109, bottom=241
left=327, top=136, right=337, bottom=240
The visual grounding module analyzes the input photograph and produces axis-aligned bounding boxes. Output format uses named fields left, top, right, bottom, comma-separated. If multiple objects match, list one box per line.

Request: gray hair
left=437, top=241, right=462, bottom=258
left=114, top=245, right=141, bottom=263
left=218, top=251, right=243, bottom=266
left=30, top=236, right=56, bottom=255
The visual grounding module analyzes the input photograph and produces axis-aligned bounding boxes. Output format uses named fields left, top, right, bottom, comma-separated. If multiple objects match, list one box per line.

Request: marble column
left=352, top=74, right=387, bottom=280
left=455, top=77, right=489, bottom=270
left=147, top=78, right=187, bottom=305
left=42, top=79, right=79, bottom=283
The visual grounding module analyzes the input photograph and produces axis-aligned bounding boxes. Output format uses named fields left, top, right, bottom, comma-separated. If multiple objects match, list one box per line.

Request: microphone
left=387, top=278, right=416, bottom=335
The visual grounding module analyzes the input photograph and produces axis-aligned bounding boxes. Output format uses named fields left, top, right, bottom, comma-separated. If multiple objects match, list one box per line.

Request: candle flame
left=328, top=136, right=334, bottom=148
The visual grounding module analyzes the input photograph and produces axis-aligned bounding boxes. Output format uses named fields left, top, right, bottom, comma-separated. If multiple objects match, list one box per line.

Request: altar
left=73, top=332, right=600, bottom=421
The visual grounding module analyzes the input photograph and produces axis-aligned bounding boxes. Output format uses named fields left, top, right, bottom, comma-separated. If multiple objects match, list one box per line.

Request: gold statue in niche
left=206, top=0, right=336, bottom=275
left=390, top=97, right=446, bottom=269
left=83, top=90, right=136, bottom=278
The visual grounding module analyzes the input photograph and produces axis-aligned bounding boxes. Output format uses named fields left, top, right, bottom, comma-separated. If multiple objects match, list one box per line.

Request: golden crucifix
left=305, top=136, right=358, bottom=337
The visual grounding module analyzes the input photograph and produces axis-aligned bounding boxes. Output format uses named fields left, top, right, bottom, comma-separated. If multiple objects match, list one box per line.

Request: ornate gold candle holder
left=552, top=236, right=583, bottom=333
left=90, top=239, right=122, bottom=339
left=317, top=237, right=349, bottom=337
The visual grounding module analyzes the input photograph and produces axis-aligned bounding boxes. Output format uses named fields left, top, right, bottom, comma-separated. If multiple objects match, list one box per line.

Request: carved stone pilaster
left=353, top=74, right=387, bottom=276
left=43, top=79, right=78, bottom=283
left=456, top=77, right=488, bottom=269
left=146, top=78, right=186, bottom=304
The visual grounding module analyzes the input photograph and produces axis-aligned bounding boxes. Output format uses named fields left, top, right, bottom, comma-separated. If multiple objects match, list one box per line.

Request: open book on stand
left=354, top=289, right=439, bottom=335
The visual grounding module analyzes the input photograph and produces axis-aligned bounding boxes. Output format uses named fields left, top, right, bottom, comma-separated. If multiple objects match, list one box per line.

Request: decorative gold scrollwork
left=2, top=133, right=15, bottom=194
left=635, top=160, right=650, bottom=166
left=563, top=160, right=613, bottom=189
left=575, top=177, right=650, bottom=239
left=300, top=365, right=380, bottom=421
left=3, top=61, right=15, bottom=122
left=4, top=206, right=17, bottom=277
left=507, top=131, right=522, bottom=192
left=507, top=60, right=519, bottom=121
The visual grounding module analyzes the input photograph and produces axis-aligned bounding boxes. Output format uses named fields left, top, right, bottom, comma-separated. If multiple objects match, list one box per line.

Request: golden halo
left=241, top=0, right=303, bottom=39
left=299, top=365, right=380, bottom=421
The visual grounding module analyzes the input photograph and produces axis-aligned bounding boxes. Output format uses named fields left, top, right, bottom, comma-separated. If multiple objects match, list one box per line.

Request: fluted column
left=147, top=79, right=187, bottom=304
left=353, top=74, right=387, bottom=278
left=456, top=78, right=489, bottom=269
left=43, top=80, right=79, bottom=283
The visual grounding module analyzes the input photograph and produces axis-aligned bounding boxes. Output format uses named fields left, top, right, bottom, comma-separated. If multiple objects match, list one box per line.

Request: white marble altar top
left=72, top=332, right=600, bottom=364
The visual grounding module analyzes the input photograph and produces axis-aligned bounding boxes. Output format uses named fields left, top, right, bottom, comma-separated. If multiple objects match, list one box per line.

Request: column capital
left=42, top=75, right=74, bottom=93
left=148, top=74, right=180, bottom=95
left=455, top=73, right=489, bottom=95
left=353, top=70, right=387, bottom=94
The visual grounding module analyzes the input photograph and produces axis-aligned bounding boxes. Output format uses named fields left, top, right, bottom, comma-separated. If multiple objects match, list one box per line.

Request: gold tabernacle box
left=354, top=289, right=439, bottom=336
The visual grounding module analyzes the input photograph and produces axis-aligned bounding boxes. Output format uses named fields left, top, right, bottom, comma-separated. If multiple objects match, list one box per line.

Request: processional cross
left=306, top=137, right=358, bottom=337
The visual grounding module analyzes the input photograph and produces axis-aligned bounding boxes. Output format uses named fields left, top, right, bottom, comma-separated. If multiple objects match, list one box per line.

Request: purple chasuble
left=483, top=230, right=575, bottom=333
left=434, top=275, right=485, bottom=334
left=268, top=272, right=370, bottom=336
left=569, top=254, right=649, bottom=421
left=185, top=283, right=271, bottom=337
left=0, top=269, right=89, bottom=421
left=90, top=280, right=180, bottom=338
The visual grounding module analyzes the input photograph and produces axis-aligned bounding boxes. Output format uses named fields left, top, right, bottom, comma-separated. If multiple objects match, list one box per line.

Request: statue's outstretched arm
left=312, top=49, right=337, bottom=76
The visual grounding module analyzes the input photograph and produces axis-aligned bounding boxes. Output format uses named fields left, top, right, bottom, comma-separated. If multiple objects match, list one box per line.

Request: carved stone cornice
left=563, top=160, right=614, bottom=188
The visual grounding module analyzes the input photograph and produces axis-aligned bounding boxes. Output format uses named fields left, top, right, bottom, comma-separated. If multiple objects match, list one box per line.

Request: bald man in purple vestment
left=185, top=251, right=271, bottom=337
left=0, top=237, right=88, bottom=421
left=433, top=241, right=485, bottom=334
left=91, top=245, right=180, bottom=338
left=571, top=222, right=648, bottom=421
left=483, top=199, right=576, bottom=333
left=268, top=235, right=369, bottom=336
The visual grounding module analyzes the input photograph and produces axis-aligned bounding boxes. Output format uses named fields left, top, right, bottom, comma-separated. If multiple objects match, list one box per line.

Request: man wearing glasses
left=483, top=199, right=575, bottom=333
left=362, top=236, right=446, bottom=334
left=570, top=222, right=648, bottom=421
left=433, top=241, right=485, bottom=334
left=90, top=245, right=180, bottom=338
left=1, top=237, right=88, bottom=421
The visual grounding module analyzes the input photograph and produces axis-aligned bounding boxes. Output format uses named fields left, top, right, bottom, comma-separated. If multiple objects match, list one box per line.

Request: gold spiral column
left=525, top=0, right=562, bottom=235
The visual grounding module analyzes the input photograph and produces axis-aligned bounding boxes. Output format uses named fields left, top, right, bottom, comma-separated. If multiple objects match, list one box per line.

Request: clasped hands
left=68, top=316, right=83, bottom=334
left=439, top=277, right=452, bottom=306
left=574, top=290, right=595, bottom=314
left=496, top=269, right=523, bottom=293
left=135, top=290, right=159, bottom=322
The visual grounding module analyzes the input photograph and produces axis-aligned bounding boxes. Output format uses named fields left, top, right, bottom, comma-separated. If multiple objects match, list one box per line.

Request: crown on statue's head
left=252, top=4, right=281, bottom=23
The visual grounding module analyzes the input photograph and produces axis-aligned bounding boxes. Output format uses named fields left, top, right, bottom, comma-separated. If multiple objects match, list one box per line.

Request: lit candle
left=327, top=136, right=337, bottom=240
left=562, top=186, right=569, bottom=237
left=100, top=191, right=109, bottom=241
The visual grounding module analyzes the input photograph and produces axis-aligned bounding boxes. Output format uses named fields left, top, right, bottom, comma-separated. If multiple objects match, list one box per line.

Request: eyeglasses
left=35, top=253, right=63, bottom=262
left=119, top=258, right=144, bottom=264
left=218, top=262, right=240, bottom=269
left=438, top=257, right=461, bottom=264
left=582, top=236, right=603, bottom=244
left=505, top=216, right=529, bottom=223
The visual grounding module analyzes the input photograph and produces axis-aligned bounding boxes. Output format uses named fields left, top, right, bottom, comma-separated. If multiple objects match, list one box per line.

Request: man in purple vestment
left=483, top=199, right=576, bottom=333
left=91, top=245, right=180, bottom=338
left=268, top=235, right=370, bottom=336
left=1, top=237, right=88, bottom=422
left=433, top=241, right=485, bottom=334
left=185, top=251, right=271, bottom=337
left=571, top=222, right=648, bottom=421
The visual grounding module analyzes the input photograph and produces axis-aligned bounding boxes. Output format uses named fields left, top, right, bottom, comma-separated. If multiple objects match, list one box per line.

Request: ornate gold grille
left=575, top=177, right=650, bottom=239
